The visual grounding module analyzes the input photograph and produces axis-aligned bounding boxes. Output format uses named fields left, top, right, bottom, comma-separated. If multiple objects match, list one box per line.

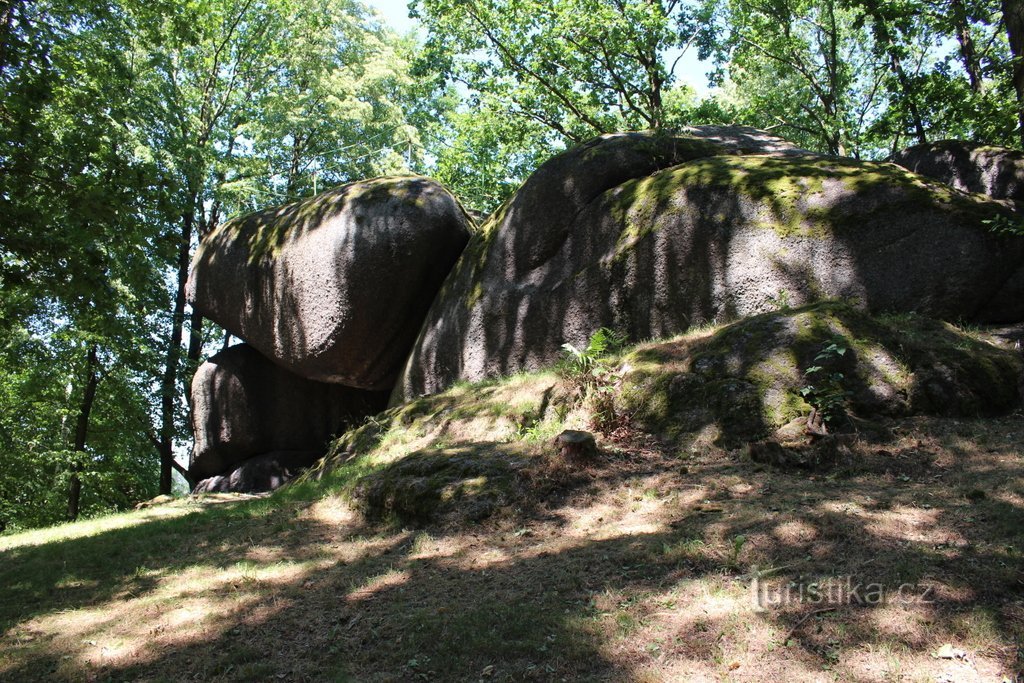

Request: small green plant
left=767, top=288, right=792, bottom=310
left=726, top=534, right=747, bottom=570
left=558, top=327, right=624, bottom=385
left=982, top=214, right=1024, bottom=237
left=799, top=336, right=851, bottom=428
left=558, top=328, right=627, bottom=431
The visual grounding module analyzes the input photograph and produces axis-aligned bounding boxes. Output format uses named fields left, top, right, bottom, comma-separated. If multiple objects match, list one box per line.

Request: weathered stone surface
left=187, top=176, right=472, bottom=390
left=394, top=131, right=1024, bottom=401
left=679, top=124, right=815, bottom=157
left=192, top=451, right=320, bottom=494
left=893, top=140, right=1024, bottom=200
left=554, top=430, right=598, bottom=463
left=189, top=344, right=387, bottom=480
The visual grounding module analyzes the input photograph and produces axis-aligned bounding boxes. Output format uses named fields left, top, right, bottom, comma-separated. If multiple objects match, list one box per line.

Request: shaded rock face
left=189, top=344, right=387, bottom=481
left=187, top=176, right=472, bottom=390
left=893, top=140, right=1024, bottom=200
left=193, top=451, right=321, bottom=494
left=395, top=131, right=1024, bottom=401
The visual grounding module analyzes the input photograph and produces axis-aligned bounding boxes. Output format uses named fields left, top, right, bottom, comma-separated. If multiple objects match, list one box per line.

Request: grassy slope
left=2, top=317, right=1024, bottom=682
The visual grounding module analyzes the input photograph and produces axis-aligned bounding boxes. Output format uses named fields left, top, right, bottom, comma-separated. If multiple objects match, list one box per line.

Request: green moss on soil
left=352, top=445, right=526, bottom=527
left=618, top=301, right=1023, bottom=446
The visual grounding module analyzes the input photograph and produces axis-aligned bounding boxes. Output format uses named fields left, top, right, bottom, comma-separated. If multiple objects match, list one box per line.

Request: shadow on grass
left=2, top=416, right=1024, bottom=681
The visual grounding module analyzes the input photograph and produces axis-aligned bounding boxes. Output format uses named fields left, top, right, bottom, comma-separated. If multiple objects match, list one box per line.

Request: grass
left=2, top=326, right=1024, bottom=681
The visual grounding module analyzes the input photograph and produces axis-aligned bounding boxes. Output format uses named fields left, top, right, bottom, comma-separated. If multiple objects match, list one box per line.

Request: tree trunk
left=1003, top=0, right=1024, bottom=145
left=187, top=308, right=203, bottom=366
left=862, top=0, right=927, bottom=143
left=159, top=210, right=194, bottom=494
left=950, top=0, right=982, bottom=92
left=68, top=344, right=100, bottom=521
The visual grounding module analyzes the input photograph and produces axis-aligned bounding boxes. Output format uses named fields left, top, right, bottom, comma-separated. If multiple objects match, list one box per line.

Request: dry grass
left=1, top=407, right=1023, bottom=682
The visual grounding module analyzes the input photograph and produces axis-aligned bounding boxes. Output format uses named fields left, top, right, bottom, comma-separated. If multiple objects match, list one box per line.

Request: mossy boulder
left=351, top=446, right=526, bottom=526
left=618, top=302, right=1024, bottom=446
left=678, top=124, right=814, bottom=156
left=395, top=130, right=1024, bottom=401
left=187, top=176, right=472, bottom=390
left=894, top=140, right=1024, bottom=201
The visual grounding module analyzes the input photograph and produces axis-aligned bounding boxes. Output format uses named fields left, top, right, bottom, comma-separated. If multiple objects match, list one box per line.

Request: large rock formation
left=190, top=344, right=387, bottom=481
left=893, top=140, right=1024, bottom=201
left=187, top=176, right=473, bottom=391
left=394, top=130, right=1024, bottom=402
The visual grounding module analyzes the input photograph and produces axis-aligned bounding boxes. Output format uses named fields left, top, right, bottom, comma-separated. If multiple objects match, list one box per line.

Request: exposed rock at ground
left=189, top=344, right=387, bottom=481
left=893, top=140, right=1024, bottom=200
left=617, top=302, right=1024, bottom=447
left=192, top=451, right=321, bottom=494
left=395, top=131, right=1024, bottom=401
left=352, top=446, right=526, bottom=526
left=187, top=176, right=472, bottom=390
left=554, top=430, right=598, bottom=463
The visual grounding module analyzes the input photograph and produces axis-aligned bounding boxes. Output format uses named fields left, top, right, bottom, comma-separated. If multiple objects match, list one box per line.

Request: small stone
left=554, top=430, right=598, bottom=462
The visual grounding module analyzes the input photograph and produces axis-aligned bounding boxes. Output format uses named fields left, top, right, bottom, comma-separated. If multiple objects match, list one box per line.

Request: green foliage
left=800, top=336, right=852, bottom=426
left=0, top=0, right=434, bottom=528
left=708, top=0, right=1017, bottom=157
left=982, top=214, right=1024, bottom=236
left=559, top=328, right=627, bottom=431
left=726, top=534, right=747, bottom=570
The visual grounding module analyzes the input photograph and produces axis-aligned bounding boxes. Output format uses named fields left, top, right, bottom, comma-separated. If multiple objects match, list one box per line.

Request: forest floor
left=2, top=408, right=1024, bottom=681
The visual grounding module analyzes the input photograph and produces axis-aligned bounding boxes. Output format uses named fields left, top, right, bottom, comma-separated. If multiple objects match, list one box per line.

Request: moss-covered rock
left=396, top=129, right=1024, bottom=402
left=188, top=176, right=472, bottom=390
left=618, top=302, right=1024, bottom=446
left=351, top=446, right=527, bottom=527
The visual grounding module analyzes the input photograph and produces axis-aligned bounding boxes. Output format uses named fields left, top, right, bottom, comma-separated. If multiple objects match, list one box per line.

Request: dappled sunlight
left=0, top=504, right=199, bottom=552
left=772, top=519, right=819, bottom=545
left=858, top=504, right=963, bottom=545
left=2, top=410, right=1023, bottom=680
left=346, top=568, right=411, bottom=603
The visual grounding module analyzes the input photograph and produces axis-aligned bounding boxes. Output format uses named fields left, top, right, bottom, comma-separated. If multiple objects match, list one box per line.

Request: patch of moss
left=618, top=301, right=1024, bottom=447
left=352, top=446, right=526, bottom=527
left=606, top=155, right=1012, bottom=259
left=202, top=176, right=468, bottom=266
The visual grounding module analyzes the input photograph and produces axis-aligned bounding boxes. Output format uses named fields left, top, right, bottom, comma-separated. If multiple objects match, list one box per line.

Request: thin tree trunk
left=186, top=207, right=220, bottom=384
left=950, top=0, right=982, bottom=92
left=859, top=0, right=927, bottom=143
left=68, top=344, right=100, bottom=521
left=1003, top=0, right=1024, bottom=145
left=159, top=210, right=194, bottom=494
left=187, top=309, right=203, bottom=366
